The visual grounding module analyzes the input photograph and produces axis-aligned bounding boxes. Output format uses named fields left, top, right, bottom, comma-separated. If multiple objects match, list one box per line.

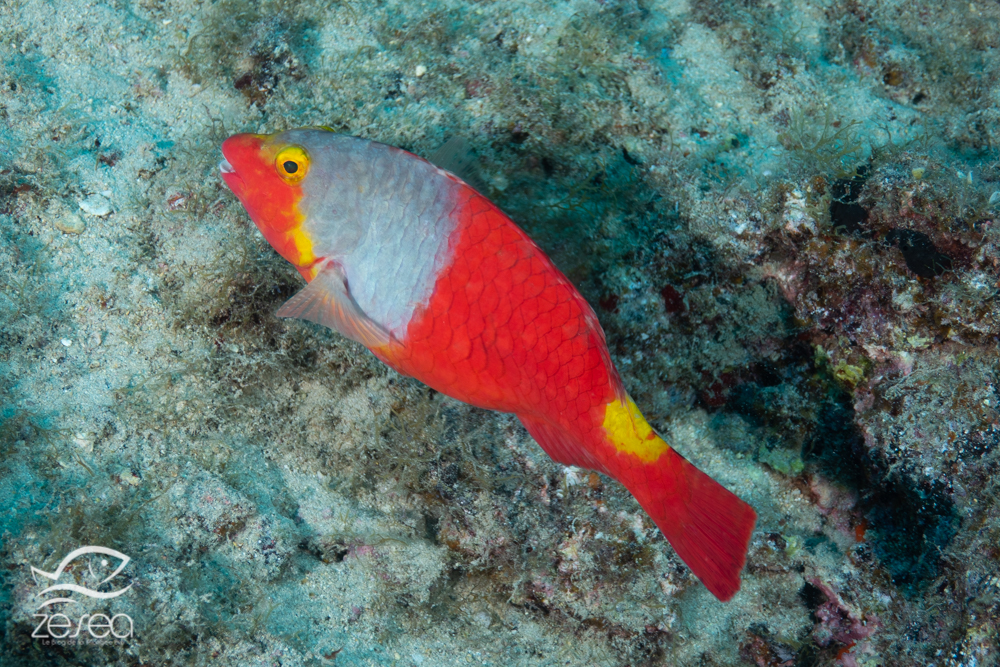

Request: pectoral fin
left=276, top=262, right=391, bottom=348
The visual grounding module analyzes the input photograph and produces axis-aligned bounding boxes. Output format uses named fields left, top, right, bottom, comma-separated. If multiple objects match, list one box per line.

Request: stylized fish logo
left=30, top=546, right=133, bottom=609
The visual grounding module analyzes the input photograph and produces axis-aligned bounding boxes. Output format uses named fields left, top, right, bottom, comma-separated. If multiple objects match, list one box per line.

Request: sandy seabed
left=2, top=0, right=999, bottom=665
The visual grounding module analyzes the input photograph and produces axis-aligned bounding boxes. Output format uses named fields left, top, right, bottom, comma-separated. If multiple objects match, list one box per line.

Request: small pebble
left=56, top=213, right=86, bottom=234
left=587, top=472, right=602, bottom=490
left=120, top=471, right=141, bottom=487
left=72, top=432, right=96, bottom=450
left=79, top=194, right=112, bottom=216
left=415, top=65, right=427, bottom=77
left=61, top=338, right=72, bottom=347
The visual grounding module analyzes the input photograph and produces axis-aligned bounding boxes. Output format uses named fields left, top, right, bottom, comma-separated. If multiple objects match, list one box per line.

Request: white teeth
left=219, top=159, right=235, bottom=174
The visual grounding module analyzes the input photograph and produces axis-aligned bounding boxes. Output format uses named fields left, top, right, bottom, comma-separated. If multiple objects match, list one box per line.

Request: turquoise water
left=1, top=0, right=999, bottom=665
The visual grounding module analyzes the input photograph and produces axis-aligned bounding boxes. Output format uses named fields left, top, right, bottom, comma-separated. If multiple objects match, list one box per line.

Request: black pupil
left=283, top=161, right=298, bottom=174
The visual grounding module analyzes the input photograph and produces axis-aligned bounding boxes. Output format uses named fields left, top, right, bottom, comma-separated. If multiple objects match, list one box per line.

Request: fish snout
left=219, top=133, right=270, bottom=195
left=219, top=157, right=245, bottom=195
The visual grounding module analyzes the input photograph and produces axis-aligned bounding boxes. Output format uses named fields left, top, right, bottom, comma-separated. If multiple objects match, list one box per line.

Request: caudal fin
left=625, top=447, right=756, bottom=601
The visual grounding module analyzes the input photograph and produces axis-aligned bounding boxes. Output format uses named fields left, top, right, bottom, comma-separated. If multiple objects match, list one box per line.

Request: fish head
left=220, top=131, right=320, bottom=275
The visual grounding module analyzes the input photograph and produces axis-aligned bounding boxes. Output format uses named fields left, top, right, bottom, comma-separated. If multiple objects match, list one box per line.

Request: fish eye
left=275, top=145, right=309, bottom=184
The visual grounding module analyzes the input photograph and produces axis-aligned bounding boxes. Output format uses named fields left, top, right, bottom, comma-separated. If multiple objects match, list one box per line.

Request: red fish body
left=221, top=129, right=756, bottom=600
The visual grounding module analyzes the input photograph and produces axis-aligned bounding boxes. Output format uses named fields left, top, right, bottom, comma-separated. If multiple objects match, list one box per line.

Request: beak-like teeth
left=219, top=159, right=235, bottom=174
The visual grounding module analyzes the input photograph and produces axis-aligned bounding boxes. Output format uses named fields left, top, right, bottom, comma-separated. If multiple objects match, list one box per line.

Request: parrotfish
left=220, top=128, right=757, bottom=600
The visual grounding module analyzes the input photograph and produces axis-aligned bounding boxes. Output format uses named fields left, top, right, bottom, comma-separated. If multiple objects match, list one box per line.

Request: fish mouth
left=219, top=157, right=245, bottom=195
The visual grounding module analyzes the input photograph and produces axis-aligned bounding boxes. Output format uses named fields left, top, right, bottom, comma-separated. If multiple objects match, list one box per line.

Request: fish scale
left=377, top=190, right=613, bottom=431
left=220, top=128, right=757, bottom=601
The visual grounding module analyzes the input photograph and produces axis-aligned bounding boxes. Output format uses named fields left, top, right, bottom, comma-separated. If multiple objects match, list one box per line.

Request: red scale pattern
left=372, top=184, right=756, bottom=601
left=379, top=188, right=619, bottom=453
left=222, top=132, right=756, bottom=600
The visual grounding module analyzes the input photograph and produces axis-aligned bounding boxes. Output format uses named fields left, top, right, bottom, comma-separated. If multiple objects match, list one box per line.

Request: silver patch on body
left=277, top=130, right=462, bottom=338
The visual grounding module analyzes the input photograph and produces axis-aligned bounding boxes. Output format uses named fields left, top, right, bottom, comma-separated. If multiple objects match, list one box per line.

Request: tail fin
left=624, top=447, right=756, bottom=601
left=519, top=402, right=755, bottom=600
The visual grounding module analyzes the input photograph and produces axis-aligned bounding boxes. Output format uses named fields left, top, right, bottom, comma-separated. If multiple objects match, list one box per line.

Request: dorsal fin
left=430, top=137, right=473, bottom=176
left=276, top=262, right=391, bottom=348
left=429, top=137, right=487, bottom=194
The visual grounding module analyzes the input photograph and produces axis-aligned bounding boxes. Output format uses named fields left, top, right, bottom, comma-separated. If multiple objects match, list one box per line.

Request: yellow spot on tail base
left=602, top=396, right=670, bottom=463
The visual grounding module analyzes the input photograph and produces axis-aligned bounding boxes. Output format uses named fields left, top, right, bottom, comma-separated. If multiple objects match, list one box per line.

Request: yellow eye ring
left=275, top=145, right=309, bottom=184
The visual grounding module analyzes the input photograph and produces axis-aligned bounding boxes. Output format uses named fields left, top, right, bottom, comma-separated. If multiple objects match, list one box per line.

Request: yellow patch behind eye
left=275, top=145, right=310, bottom=184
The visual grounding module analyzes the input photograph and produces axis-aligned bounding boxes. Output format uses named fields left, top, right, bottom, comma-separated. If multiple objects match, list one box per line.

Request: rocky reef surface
left=1, top=0, right=998, bottom=665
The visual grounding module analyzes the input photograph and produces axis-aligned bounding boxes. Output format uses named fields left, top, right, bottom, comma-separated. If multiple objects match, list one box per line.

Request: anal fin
left=277, top=261, right=391, bottom=349
left=518, top=414, right=608, bottom=475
